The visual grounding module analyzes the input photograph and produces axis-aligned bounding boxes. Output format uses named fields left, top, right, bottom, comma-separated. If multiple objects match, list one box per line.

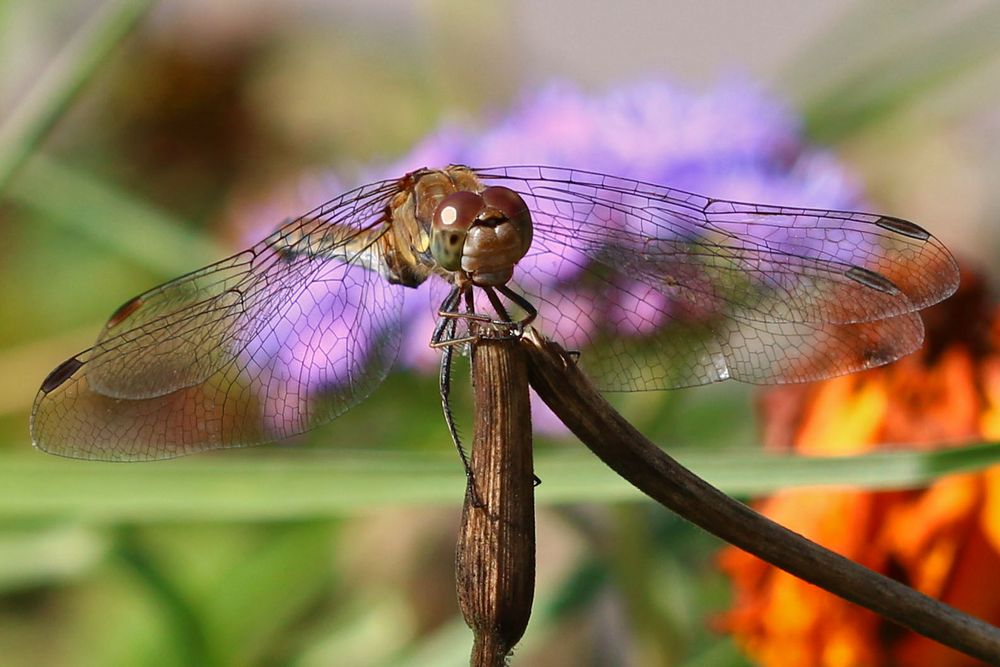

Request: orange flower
left=718, top=274, right=1000, bottom=667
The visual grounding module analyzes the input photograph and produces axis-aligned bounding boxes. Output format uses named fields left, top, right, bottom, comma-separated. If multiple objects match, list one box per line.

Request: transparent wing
left=476, top=165, right=960, bottom=390
left=31, top=178, right=407, bottom=460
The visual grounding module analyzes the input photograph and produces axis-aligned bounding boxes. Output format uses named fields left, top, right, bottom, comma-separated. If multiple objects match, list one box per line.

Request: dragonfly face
left=31, top=165, right=960, bottom=461
left=429, top=184, right=533, bottom=287
left=377, top=165, right=533, bottom=290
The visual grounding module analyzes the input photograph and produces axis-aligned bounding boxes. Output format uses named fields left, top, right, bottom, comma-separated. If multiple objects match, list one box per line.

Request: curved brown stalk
left=522, top=328, right=1000, bottom=665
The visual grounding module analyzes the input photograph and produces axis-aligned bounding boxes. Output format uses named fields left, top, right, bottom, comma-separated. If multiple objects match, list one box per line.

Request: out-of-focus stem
left=522, top=328, right=1000, bottom=666
left=456, top=335, right=535, bottom=666
left=0, top=0, right=153, bottom=193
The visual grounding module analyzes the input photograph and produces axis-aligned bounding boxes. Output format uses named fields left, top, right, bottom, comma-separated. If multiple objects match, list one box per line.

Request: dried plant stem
left=523, top=329, right=1000, bottom=665
left=456, top=336, right=535, bottom=666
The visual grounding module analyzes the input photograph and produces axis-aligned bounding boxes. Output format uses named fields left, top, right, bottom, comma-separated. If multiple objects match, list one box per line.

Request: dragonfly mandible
left=31, top=165, right=960, bottom=461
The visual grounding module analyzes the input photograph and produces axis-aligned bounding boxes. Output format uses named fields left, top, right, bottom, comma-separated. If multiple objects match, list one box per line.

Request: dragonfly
left=31, top=165, right=960, bottom=463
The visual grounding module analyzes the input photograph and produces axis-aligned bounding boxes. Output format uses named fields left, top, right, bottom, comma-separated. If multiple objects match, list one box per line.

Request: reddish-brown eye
left=431, top=191, right=484, bottom=271
left=482, top=186, right=533, bottom=255
left=482, top=186, right=527, bottom=219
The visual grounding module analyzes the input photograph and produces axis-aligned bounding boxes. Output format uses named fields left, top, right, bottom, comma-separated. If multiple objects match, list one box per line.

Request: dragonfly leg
left=434, top=283, right=531, bottom=339
left=430, top=285, right=462, bottom=346
left=429, top=298, right=482, bottom=350
left=430, top=286, right=489, bottom=349
left=496, top=284, right=538, bottom=327
left=437, top=310, right=494, bottom=324
left=432, top=287, right=495, bottom=344
left=429, top=333, right=480, bottom=350
left=482, top=286, right=514, bottom=327
left=432, top=287, right=494, bottom=347
left=434, top=286, right=485, bottom=508
left=480, top=285, right=535, bottom=339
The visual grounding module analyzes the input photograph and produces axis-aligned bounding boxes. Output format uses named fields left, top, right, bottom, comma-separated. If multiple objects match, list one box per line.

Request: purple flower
left=387, top=79, right=858, bottom=204
left=383, top=79, right=862, bottom=433
left=248, top=78, right=864, bottom=436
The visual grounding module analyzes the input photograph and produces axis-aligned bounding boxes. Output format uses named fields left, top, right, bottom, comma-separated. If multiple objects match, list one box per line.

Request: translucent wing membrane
left=476, top=165, right=959, bottom=390
left=32, top=164, right=959, bottom=459
left=31, top=179, right=406, bottom=460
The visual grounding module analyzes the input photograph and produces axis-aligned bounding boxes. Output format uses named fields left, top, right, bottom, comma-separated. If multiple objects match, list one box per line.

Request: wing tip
left=39, top=355, right=84, bottom=394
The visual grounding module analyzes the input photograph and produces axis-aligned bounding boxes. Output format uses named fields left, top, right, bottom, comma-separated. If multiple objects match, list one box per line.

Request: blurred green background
left=2, top=1, right=1000, bottom=665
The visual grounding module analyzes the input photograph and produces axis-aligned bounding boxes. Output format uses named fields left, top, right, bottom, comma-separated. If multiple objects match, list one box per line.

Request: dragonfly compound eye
left=461, top=187, right=534, bottom=287
left=481, top=186, right=533, bottom=257
left=432, top=190, right=483, bottom=271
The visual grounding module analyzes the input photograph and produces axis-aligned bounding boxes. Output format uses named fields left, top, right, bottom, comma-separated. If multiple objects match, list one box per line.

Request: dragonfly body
left=31, top=165, right=960, bottom=460
left=272, top=166, right=533, bottom=290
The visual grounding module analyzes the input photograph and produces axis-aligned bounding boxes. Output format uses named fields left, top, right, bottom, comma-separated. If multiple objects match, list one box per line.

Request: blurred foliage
left=783, top=2, right=1000, bottom=142
left=1, top=1, right=999, bottom=666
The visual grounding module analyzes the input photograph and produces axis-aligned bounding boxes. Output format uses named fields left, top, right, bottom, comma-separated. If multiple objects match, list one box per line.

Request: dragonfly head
left=430, top=186, right=533, bottom=286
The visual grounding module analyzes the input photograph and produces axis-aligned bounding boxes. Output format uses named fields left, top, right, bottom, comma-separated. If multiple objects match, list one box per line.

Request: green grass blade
left=2, top=442, right=998, bottom=521
left=7, top=155, right=226, bottom=273
left=0, top=0, right=155, bottom=192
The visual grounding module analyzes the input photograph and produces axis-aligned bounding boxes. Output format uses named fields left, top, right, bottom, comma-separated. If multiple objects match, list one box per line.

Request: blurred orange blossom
left=719, top=271, right=1000, bottom=667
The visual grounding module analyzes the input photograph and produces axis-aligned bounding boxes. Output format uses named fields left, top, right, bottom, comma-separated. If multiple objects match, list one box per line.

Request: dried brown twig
left=456, top=336, right=535, bottom=667
left=521, top=328, right=1000, bottom=666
